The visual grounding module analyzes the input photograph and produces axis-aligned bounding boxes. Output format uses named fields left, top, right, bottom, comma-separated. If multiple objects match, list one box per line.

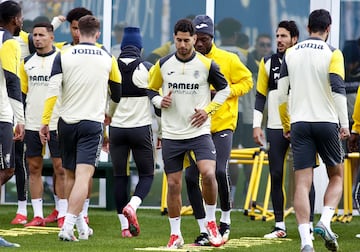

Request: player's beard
left=178, top=47, right=192, bottom=58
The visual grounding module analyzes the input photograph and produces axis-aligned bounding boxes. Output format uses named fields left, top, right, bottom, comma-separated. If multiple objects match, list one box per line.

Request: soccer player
left=185, top=14, right=253, bottom=245
left=45, top=7, right=94, bottom=226
left=253, top=20, right=316, bottom=239
left=39, top=15, right=121, bottom=241
left=278, top=9, right=349, bottom=252
left=148, top=18, right=230, bottom=248
left=10, top=15, right=66, bottom=226
left=347, top=87, right=360, bottom=239
left=19, top=22, right=66, bottom=228
left=109, top=27, right=155, bottom=238
left=0, top=0, right=24, bottom=247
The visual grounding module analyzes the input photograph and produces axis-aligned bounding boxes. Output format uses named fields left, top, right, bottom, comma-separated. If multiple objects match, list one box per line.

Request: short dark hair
left=174, top=18, right=195, bottom=36
left=308, top=9, right=332, bottom=33
left=33, top=22, right=54, bottom=33
left=78, top=15, right=100, bottom=36
left=278, top=20, right=299, bottom=38
left=0, top=0, right=21, bottom=24
left=66, top=7, right=93, bottom=23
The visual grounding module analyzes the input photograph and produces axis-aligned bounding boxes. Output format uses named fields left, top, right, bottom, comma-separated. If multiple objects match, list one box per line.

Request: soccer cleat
left=121, top=229, right=133, bottom=238
left=10, top=214, right=27, bottom=225
left=24, top=216, right=45, bottom=227
left=314, top=221, right=339, bottom=251
left=122, top=204, right=140, bottom=236
left=193, top=232, right=210, bottom=246
left=301, top=244, right=314, bottom=252
left=0, top=237, right=20, bottom=247
left=57, top=217, right=65, bottom=228
left=78, top=227, right=93, bottom=240
left=44, top=209, right=58, bottom=223
left=219, top=222, right=230, bottom=243
left=58, top=228, right=79, bottom=242
left=167, top=234, right=184, bottom=249
left=264, top=227, right=287, bottom=238
left=205, top=221, right=223, bottom=247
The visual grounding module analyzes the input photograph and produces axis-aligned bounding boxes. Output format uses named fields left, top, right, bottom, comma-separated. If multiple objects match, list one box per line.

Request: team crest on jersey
left=194, top=70, right=200, bottom=79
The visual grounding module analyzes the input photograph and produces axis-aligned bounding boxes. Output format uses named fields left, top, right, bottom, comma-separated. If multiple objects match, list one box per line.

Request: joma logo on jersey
left=72, top=48, right=103, bottom=55
left=295, top=43, right=324, bottom=50
left=30, top=75, right=50, bottom=82
left=168, top=83, right=199, bottom=90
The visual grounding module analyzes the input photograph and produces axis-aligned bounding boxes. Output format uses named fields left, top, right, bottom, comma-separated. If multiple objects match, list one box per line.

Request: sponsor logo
left=72, top=48, right=103, bottom=55
left=211, top=150, right=216, bottom=154
left=167, top=71, right=175, bottom=75
left=295, top=42, right=324, bottom=50
left=29, top=75, right=51, bottom=82
left=271, top=67, right=279, bottom=72
left=195, top=23, right=208, bottom=29
left=220, top=133, right=228, bottom=138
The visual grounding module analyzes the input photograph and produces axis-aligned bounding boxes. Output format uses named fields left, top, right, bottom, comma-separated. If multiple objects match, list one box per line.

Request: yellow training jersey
left=205, top=44, right=253, bottom=133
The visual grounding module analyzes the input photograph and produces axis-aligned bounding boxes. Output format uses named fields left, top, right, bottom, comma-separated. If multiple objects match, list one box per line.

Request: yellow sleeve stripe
left=20, top=60, right=28, bottom=94
left=279, top=102, right=290, bottom=133
left=352, top=87, right=360, bottom=133
left=41, top=96, right=57, bottom=125
left=1, top=40, right=20, bottom=74
left=256, top=58, right=269, bottom=96
left=110, top=56, right=122, bottom=83
left=329, top=49, right=345, bottom=79
left=148, top=62, right=163, bottom=91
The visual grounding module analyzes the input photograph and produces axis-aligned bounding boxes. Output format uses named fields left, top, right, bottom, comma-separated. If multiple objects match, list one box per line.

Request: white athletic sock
left=57, top=199, right=68, bottom=218
left=129, top=196, right=142, bottom=211
left=54, top=194, right=59, bottom=211
left=76, top=212, right=89, bottom=233
left=17, top=200, right=27, bottom=216
left=118, top=214, right=129, bottom=230
left=169, top=216, right=181, bottom=236
left=31, top=198, right=43, bottom=218
left=197, top=218, right=207, bottom=234
left=205, top=204, right=216, bottom=222
left=298, top=223, right=313, bottom=249
left=63, top=213, right=77, bottom=231
left=275, top=221, right=286, bottom=230
left=81, top=198, right=90, bottom=217
left=220, top=210, right=231, bottom=225
left=319, top=206, right=335, bottom=230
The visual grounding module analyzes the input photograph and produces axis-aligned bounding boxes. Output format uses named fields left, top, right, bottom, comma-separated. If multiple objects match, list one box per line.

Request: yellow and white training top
left=20, top=47, right=60, bottom=131
left=278, top=37, right=348, bottom=132
left=42, top=42, right=122, bottom=125
left=148, top=51, right=230, bottom=140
